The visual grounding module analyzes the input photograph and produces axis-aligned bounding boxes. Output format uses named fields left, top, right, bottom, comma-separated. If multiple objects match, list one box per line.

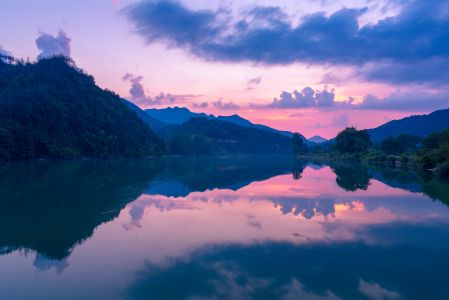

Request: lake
left=0, top=156, right=448, bottom=300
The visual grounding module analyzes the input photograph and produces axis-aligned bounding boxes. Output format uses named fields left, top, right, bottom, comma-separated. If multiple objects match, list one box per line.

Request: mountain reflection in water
left=0, top=156, right=448, bottom=300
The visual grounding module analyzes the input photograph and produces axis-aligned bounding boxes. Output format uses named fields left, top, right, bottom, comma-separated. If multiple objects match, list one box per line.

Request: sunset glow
left=2, top=0, right=448, bottom=138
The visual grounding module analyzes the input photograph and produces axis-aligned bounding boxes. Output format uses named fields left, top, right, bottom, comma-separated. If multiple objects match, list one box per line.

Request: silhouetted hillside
left=0, top=55, right=165, bottom=159
left=146, top=106, right=209, bottom=124
left=308, top=135, right=327, bottom=143
left=369, top=108, right=449, bottom=143
left=145, top=106, right=297, bottom=139
left=122, top=99, right=167, bottom=130
left=161, top=117, right=293, bottom=155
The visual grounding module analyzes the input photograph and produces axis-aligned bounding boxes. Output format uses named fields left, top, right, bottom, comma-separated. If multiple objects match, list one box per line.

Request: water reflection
left=0, top=157, right=448, bottom=299
left=331, top=163, right=371, bottom=192
left=0, top=159, right=162, bottom=259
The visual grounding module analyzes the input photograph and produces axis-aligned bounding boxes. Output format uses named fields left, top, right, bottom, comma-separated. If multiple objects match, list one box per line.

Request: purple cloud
left=251, top=87, right=336, bottom=109
left=246, top=76, right=262, bottom=90
left=191, top=101, right=209, bottom=109
left=35, top=31, right=71, bottom=60
left=123, top=73, right=200, bottom=106
left=124, top=0, right=449, bottom=86
left=212, top=99, right=240, bottom=110
left=332, top=114, right=350, bottom=127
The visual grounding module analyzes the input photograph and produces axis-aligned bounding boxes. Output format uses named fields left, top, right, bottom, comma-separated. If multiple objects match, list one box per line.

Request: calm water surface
left=0, top=157, right=448, bottom=300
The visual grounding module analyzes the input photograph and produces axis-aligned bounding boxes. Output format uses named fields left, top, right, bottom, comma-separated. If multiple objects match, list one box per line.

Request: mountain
left=216, top=114, right=293, bottom=138
left=0, top=55, right=165, bottom=160
left=145, top=106, right=209, bottom=125
left=369, top=108, right=449, bottom=143
left=160, top=117, right=293, bottom=155
left=145, top=106, right=295, bottom=138
left=308, top=135, right=327, bottom=143
left=122, top=99, right=167, bottom=130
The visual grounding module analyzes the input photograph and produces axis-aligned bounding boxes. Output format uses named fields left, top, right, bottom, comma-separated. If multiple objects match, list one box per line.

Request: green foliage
left=0, top=56, right=165, bottom=160
left=381, top=134, right=420, bottom=154
left=417, top=128, right=449, bottom=176
left=335, top=127, right=371, bottom=153
left=422, top=129, right=449, bottom=149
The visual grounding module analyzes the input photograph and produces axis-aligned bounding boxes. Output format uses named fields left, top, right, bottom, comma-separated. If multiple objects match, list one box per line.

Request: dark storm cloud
left=123, top=1, right=222, bottom=48
left=359, top=58, right=449, bottom=87
left=35, top=31, right=71, bottom=60
left=356, top=91, right=449, bottom=111
left=123, top=0, right=449, bottom=84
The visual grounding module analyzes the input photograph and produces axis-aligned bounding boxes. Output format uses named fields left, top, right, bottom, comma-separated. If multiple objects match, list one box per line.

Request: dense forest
left=0, top=55, right=165, bottom=160
left=160, top=118, right=294, bottom=155
left=368, top=108, right=449, bottom=143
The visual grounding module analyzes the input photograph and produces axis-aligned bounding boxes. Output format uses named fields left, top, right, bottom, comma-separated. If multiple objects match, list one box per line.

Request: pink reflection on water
left=116, top=165, right=449, bottom=258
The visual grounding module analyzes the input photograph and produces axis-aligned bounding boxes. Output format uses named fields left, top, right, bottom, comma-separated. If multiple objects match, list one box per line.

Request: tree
left=419, top=128, right=449, bottom=173
left=292, top=132, right=307, bottom=154
left=331, top=163, right=371, bottom=191
left=335, top=127, right=371, bottom=153
left=381, top=134, right=421, bottom=154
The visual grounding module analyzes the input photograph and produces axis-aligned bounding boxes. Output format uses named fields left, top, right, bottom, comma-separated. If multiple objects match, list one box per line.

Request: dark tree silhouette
left=331, top=163, right=371, bottom=192
left=381, top=134, right=421, bottom=154
left=335, top=127, right=371, bottom=153
left=292, top=132, right=308, bottom=154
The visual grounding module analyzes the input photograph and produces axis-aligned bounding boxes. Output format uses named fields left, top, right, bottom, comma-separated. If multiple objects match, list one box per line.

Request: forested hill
left=0, top=55, right=165, bottom=160
left=160, top=117, right=293, bottom=155
left=368, top=108, right=449, bottom=143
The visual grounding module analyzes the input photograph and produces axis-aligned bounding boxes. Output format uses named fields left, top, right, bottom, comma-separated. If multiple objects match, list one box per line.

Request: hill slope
left=0, top=56, right=165, bottom=159
left=145, top=107, right=209, bottom=125
left=161, top=117, right=293, bottom=155
left=122, top=99, right=167, bottom=130
left=368, top=108, right=449, bottom=143
left=308, top=135, right=327, bottom=144
left=216, top=114, right=293, bottom=138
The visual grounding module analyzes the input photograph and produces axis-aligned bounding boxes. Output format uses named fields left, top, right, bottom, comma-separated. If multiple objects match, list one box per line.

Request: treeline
left=293, top=126, right=449, bottom=178
left=0, top=55, right=165, bottom=160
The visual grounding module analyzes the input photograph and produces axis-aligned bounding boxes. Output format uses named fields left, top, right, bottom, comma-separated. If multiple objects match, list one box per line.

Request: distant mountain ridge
left=308, top=135, right=327, bottom=143
left=145, top=107, right=209, bottom=125
left=143, top=106, right=313, bottom=141
left=122, top=100, right=167, bottom=130
left=368, top=108, right=449, bottom=143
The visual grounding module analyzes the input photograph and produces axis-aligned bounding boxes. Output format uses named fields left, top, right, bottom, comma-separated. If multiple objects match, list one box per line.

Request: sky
left=1, top=0, right=448, bottom=138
